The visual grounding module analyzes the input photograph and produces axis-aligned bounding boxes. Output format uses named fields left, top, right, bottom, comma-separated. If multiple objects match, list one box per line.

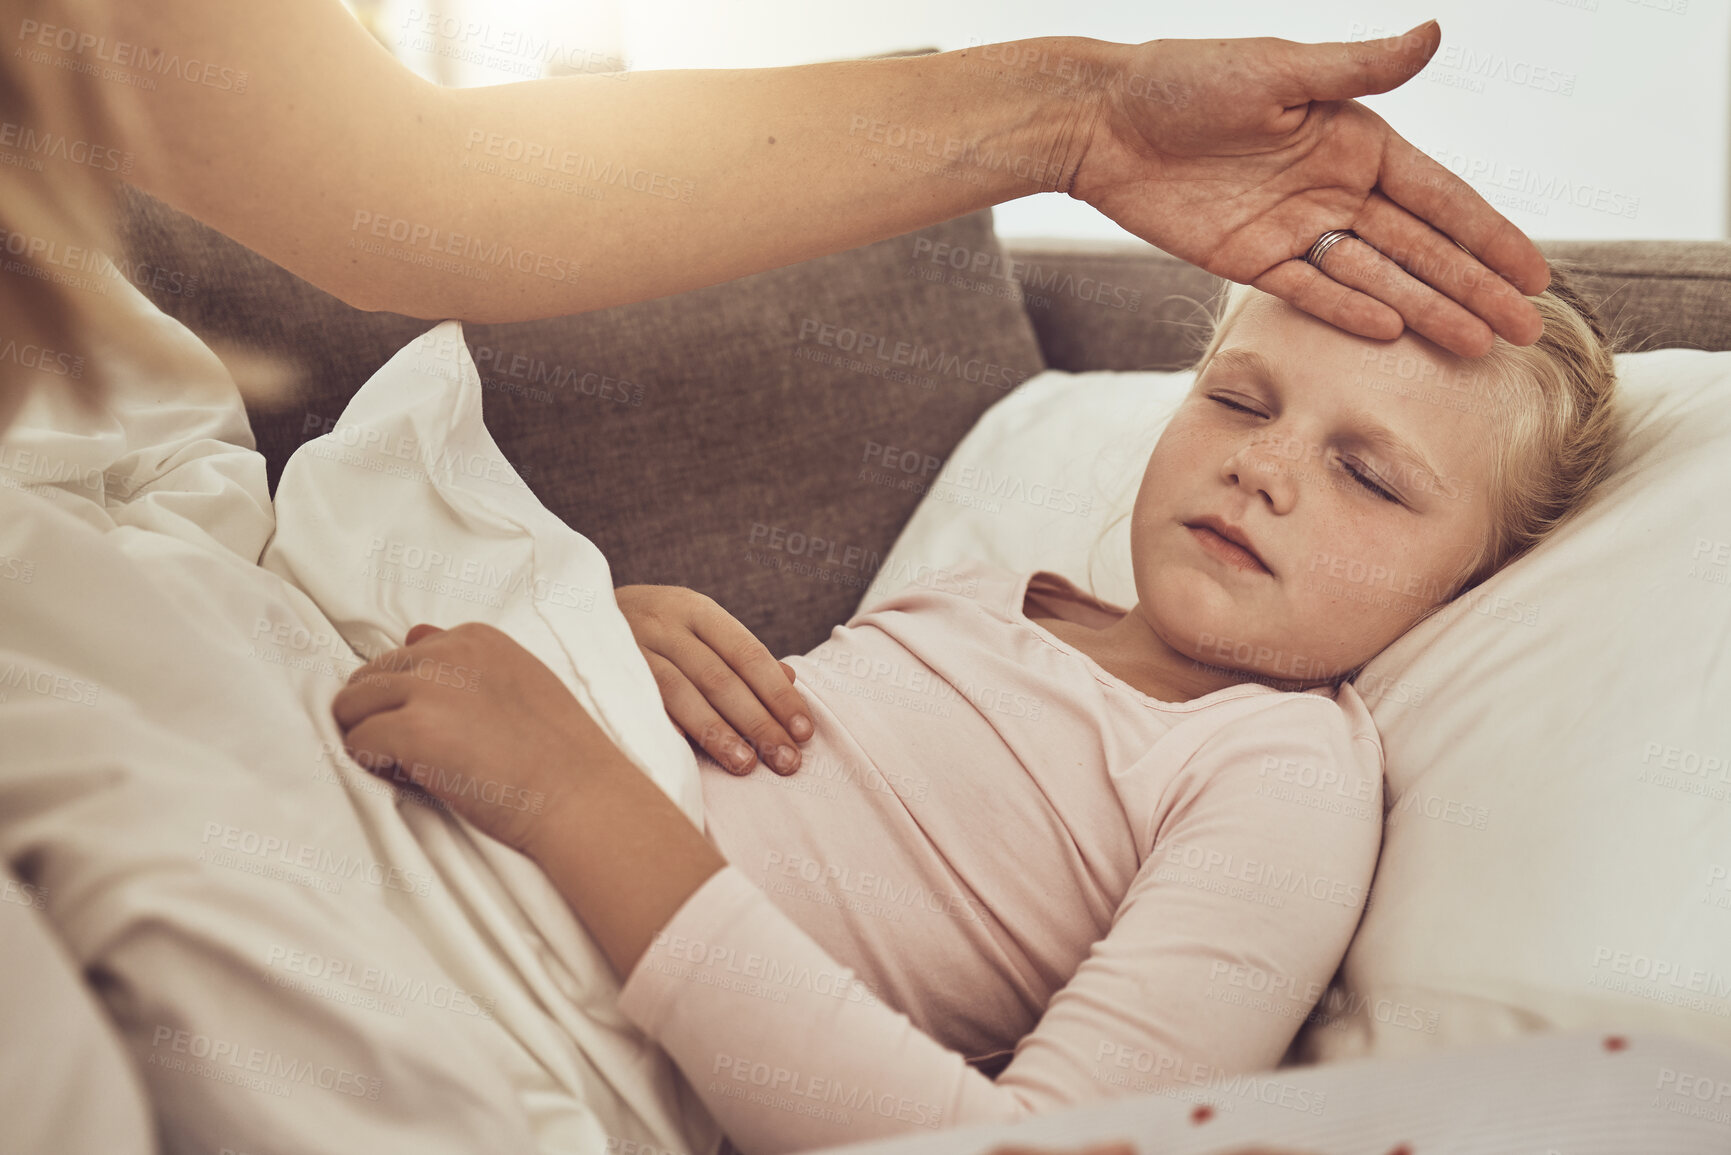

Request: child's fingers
left=655, top=634, right=804, bottom=774
left=641, top=649, right=760, bottom=774
left=340, top=712, right=407, bottom=777
left=330, top=666, right=411, bottom=731
left=688, top=605, right=813, bottom=744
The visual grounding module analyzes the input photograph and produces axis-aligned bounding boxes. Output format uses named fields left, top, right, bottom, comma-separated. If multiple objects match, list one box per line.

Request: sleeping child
left=332, top=270, right=1621, bottom=1155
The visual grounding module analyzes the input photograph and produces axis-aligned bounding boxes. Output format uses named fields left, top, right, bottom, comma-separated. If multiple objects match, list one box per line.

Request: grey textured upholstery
left=1004, top=236, right=1731, bottom=371
left=115, top=184, right=1731, bottom=656
left=117, top=187, right=1045, bottom=657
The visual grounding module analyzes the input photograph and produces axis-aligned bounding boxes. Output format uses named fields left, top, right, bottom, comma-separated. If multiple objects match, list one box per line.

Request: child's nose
left=1222, top=437, right=1300, bottom=508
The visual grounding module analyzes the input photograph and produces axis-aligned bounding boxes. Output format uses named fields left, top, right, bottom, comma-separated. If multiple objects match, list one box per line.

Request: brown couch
left=115, top=185, right=1731, bottom=659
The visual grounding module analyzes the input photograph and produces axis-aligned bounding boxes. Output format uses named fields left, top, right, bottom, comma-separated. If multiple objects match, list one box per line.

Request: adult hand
left=1070, top=20, right=1549, bottom=357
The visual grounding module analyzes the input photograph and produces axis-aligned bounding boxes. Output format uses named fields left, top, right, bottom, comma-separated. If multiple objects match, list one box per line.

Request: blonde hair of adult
left=0, top=0, right=151, bottom=419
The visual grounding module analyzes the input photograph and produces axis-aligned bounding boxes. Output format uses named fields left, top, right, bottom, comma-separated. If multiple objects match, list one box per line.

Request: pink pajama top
left=616, top=562, right=1384, bottom=1155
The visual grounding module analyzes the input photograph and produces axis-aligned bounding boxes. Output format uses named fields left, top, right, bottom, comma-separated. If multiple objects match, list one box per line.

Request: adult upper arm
left=54, top=0, right=444, bottom=312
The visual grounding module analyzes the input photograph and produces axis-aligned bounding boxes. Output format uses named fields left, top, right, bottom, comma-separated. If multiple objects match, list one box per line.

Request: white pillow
left=856, top=369, right=1186, bottom=616
left=864, top=353, right=1731, bottom=1063
left=263, top=321, right=702, bottom=824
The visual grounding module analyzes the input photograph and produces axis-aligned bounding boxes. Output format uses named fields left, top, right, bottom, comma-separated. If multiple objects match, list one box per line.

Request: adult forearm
left=103, top=0, right=1117, bottom=321
left=85, top=2, right=1549, bottom=355
left=420, top=42, right=1115, bottom=321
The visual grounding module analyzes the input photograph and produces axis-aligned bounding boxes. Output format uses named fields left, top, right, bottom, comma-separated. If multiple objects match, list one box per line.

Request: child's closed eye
left=1341, top=460, right=1400, bottom=503
left=1207, top=394, right=1401, bottom=504
left=1208, top=393, right=1260, bottom=417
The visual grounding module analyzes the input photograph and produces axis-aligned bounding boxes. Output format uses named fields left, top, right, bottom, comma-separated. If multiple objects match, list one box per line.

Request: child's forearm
left=524, top=748, right=728, bottom=982
left=332, top=621, right=728, bottom=979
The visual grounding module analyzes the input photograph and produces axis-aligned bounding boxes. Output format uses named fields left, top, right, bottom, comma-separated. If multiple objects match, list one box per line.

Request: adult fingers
left=687, top=605, right=813, bottom=743
left=1377, top=127, right=1551, bottom=300
left=1275, top=20, right=1439, bottom=104
left=1301, top=229, right=1497, bottom=357
left=642, top=649, right=770, bottom=775
left=1351, top=188, right=1541, bottom=348
left=1251, top=258, right=1405, bottom=344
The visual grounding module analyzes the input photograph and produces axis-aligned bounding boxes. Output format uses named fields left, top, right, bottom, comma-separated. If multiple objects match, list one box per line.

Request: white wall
left=362, top=0, right=1730, bottom=241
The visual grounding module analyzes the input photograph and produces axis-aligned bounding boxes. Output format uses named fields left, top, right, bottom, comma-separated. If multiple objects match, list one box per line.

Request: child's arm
left=330, top=621, right=726, bottom=980
left=611, top=692, right=1382, bottom=1154
left=337, top=631, right=1379, bottom=1154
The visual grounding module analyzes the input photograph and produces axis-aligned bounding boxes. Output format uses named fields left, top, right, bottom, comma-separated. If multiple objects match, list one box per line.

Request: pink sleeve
left=616, top=696, right=1383, bottom=1155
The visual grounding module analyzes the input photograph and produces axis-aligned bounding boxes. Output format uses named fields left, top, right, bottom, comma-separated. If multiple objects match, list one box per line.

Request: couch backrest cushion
left=116, top=187, right=1047, bottom=657
left=1005, top=238, right=1731, bottom=373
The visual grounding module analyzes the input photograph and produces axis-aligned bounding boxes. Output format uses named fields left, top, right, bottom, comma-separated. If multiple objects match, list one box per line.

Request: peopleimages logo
left=1423, top=147, right=1640, bottom=221
left=795, top=318, right=1028, bottom=391
left=349, top=210, right=581, bottom=283
left=710, top=1053, right=944, bottom=1130
left=360, top=535, right=597, bottom=612
left=909, top=237, right=1143, bottom=312
left=0, top=119, right=132, bottom=173
left=198, top=822, right=435, bottom=897
left=461, top=131, right=693, bottom=201
left=264, top=945, right=497, bottom=1020
left=148, top=1027, right=379, bottom=1100
left=17, top=19, right=250, bottom=92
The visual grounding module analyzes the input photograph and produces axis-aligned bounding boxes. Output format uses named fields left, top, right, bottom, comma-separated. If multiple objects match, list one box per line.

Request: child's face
left=1130, top=291, right=1501, bottom=684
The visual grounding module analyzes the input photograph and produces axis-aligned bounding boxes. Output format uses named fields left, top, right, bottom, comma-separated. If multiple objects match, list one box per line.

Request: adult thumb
left=1285, top=19, right=1440, bottom=104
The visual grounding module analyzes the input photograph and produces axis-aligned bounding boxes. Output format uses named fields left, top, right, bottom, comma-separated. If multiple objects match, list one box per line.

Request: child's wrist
left=517, top=747, right=727, bottom=980
left=520, top=745, right=663, bottom=864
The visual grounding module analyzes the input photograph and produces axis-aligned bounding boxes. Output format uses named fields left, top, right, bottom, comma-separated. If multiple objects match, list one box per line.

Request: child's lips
left=1186, top=524, right=1272, bottom=574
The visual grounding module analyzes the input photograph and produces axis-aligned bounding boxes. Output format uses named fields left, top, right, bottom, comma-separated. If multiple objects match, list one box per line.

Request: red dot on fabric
left=1385, top=1145, right=1414, bottom=1155
left=1604, top=1035, right=1628, bottom=1052
left=1189, top=1104, right=1214, bottom=1124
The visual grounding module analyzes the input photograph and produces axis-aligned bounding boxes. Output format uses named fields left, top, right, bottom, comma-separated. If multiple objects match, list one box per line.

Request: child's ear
left=405, top=623, right=445, bottom=645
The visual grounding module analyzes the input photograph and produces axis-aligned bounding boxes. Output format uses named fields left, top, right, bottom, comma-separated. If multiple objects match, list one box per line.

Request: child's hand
left=330, top=622, right=620, bottom=856
left=615, top=585, right=813, bottom=776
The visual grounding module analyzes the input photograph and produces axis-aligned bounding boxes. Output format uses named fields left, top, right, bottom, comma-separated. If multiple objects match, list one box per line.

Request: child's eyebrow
left=1205, top=346, right=1445, bottom=492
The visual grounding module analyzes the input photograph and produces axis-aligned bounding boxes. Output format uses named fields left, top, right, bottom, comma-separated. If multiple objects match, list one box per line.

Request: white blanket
left=0, top=275, right=720, bottom=1155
